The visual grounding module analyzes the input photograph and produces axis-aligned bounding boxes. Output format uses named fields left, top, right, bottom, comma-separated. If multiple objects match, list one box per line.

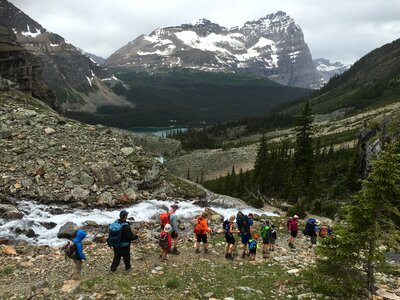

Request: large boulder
left=90, top=162, right=121, bottom=185
left=57, top=222, right=78, bottom=239
left=208, top=194, right=248, bottom=209
left=0, top=204, right=24, bottom=219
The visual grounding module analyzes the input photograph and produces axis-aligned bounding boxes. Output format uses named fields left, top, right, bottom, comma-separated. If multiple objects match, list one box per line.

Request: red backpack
left=160, top=212, right=171, bottom=228
left=193, top=217, right=205, bottom=234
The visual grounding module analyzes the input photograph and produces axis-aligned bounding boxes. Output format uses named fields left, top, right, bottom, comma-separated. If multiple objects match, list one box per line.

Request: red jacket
left=288, top=218, right=299, bottom=232
left=160, top=230, right=172, bottom=250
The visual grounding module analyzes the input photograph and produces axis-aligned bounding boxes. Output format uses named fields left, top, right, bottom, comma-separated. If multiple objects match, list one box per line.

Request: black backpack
left=303, top=218, right=317, bottom=236
left=222, top=220, right=230, bottom=233
left=236, top=212, right=249, bottom=234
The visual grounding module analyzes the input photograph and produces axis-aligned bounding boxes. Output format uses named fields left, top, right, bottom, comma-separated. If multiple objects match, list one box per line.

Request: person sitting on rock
left=71, top=229, right=87, bottom=280
left=194, top=212, right=212, bottom=254
left=159, top=224, right=172, bottom=260
left=224, top=215, right=240, bottom=260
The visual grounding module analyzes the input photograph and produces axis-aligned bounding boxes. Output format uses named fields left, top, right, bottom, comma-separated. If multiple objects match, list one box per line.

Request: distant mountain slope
left=105, top=12, right=323, bottom=89
left=281, top=38, right=400, bottom=115
left=67, top=70, right=311, bottom=128
left=0, top=0, right=130, bottom=112
left=313, top=58, right=350, bottom=83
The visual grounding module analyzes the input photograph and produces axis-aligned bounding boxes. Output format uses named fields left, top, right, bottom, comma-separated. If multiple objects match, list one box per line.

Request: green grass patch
left=0, top=266, right=14, bottom=276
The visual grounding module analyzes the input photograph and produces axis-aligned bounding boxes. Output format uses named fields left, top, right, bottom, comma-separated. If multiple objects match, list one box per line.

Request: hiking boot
left=125, top=268, right=131, bottom=273
left=195, top=249, right=201, bottom=253
left=109, top=270, right=116, bottom=274
left=225, top=253, right=229, bottom=259
left=228, top=253, right=234, bottom=260
left=241, top=252, right=246, bottom=259
left=171, top=248, right=180, bottom=255
left=204, top=249, right=210, bottom=254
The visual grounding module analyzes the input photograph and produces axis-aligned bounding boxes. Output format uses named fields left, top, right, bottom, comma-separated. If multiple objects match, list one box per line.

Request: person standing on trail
left=194, top=212, right=213, bottom=253
left=108, top=210, right=138, bottom=273
left=71, top=229, right=87, bottom=280
left=240, top=213, right=254, bottom=258
left=159, top=224, right=172, bottom=260
left=287, top=215, right=299, bottom=249
left=169, top=204, right=180, bottom=255
left=223, top=215, right=240, bottom=260
left=261, top=219, right=272, bottom=259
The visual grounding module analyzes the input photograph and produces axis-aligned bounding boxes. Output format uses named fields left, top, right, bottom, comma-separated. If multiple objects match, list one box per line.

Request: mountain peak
left=194, top=18, right=213, bottom=26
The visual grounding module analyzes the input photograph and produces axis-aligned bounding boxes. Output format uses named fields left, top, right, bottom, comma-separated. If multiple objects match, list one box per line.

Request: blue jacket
left=73, top=229, right=87, bottom=261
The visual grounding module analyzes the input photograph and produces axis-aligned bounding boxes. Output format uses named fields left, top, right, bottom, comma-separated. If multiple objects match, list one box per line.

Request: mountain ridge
left=105, top=11, right=324, bottom=89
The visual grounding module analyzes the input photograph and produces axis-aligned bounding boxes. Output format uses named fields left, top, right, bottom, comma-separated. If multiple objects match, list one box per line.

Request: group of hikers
left=63, top=204, right=332, bottom=280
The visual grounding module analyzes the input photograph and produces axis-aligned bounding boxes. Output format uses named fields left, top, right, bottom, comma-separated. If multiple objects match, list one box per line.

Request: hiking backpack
left=159, top=232, right=168, bottom=249
left=222, top=220, right=230, bottom=233
left=62, top=241, right=76, bottom=260
left=236, top=212, right=249, bottom=234
left=193, top=217, right=205, bottom=234
left=160, top=212, right=171, bottom=228
left=107, top=221, right=128, bottom=247
left=303, top=218, right=317, bottom=236
left=319, top=225, right=329, bottom=238
left=248, top=239, right=257, bottom=251
left=261, top=225, right=271, bottom=239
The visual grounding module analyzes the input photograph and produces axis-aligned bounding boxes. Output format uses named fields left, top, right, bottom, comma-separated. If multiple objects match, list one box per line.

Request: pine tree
left=253, top=134, right=268, bottom=193
left=291, top=102, right=315, bottom=200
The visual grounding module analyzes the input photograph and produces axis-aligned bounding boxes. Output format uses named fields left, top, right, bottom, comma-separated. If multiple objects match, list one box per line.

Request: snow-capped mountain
left=314, top=58, right=350, bottom=83
left=106, top=12, right=324, bottom=89
left=0, top=0, right=130, bottom=112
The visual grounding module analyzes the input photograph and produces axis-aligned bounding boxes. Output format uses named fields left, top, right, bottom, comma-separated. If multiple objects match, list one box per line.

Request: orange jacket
left=195, top=217, right=211, bottom=234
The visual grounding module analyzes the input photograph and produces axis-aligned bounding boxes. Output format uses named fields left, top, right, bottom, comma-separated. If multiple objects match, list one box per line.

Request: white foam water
left=0, top=200, right=277, bottom=246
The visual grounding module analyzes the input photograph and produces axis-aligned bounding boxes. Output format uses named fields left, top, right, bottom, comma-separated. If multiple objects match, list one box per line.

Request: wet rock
left=192, top=199, right=210, bottom=207
left=0, top=204, right=24, bottom=220
left=25, top=228, right=36, bottom=238
left=92, top=234, right=107, bottom=243
left=40, top=222, right=57, bottom=230
left=57, top=222, right=78, bottom=239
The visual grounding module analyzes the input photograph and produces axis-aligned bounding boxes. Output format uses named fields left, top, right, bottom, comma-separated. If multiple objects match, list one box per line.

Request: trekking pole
left=136, top=236, right=150, bottom=272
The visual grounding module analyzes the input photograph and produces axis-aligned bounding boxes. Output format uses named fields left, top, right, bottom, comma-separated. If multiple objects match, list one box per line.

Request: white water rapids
left=0, top=199, right=277, bottom=246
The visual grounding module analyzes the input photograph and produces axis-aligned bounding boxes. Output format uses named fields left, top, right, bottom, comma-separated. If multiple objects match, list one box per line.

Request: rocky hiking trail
left=1, top=211, right=399, bottom=300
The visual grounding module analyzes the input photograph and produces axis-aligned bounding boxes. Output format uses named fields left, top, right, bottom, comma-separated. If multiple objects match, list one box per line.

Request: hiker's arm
left=229, top=224, right=240, bottom=233
left=76, top=243, right=86, bottom=260
left=123, top=225, right=138, bottom=241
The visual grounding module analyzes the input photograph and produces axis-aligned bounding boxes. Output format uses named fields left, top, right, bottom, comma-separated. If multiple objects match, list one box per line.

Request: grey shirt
left=169, top=213, right=178, bottom=233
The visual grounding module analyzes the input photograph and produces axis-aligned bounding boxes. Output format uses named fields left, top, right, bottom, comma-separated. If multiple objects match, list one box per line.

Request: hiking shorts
left=249, top=248, right=257, bottom=255
left=241, top=233, right=251, bottom=244
left=290, top=230, right=298, bottom=238
left=196, top=234, right=207, bottom=243
left=225, top=233, right=235, bottom=245
left=171, top=231, right=178, bottom=239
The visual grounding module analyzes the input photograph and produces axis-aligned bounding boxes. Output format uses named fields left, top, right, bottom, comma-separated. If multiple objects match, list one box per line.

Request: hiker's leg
left=110, top=247, right=122, bottom=272
left=202, top=235, right=209, bottom=252
left=171, top=231, right=180, bottom=254
left=121, top=246, right=131, bottom=270
left=72, top=260, right=83, bottom=280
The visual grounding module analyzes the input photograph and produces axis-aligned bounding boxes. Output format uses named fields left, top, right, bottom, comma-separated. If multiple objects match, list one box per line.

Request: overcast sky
left=9, top=0, right=400, bottom=64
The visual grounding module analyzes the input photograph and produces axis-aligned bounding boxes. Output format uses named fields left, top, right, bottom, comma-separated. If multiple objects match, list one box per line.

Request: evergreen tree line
left=203, top=102, right=363, bottom=217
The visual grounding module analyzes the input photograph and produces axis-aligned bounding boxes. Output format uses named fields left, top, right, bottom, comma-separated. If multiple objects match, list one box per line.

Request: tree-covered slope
left=67, top=70, right=311, bottom=128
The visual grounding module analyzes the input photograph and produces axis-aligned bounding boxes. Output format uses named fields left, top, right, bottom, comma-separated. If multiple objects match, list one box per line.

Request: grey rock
left=25, top=228, right=36, bottom=238
left=1, top=129, right=12, bottom=139
left=70, top=186, right=90, bottom=200
left=96, top=191, right=113, bottom=206
left=57, top=222, right=78, bottom=239
left=0, top=204, right=24, bottom=220
left=90, top=162, right=121, bottom=185
left=121, top=147, right=134, bottom=157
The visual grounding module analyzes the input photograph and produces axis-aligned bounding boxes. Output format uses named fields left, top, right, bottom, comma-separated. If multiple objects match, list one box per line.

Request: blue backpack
left=248, top=239, right=257, bottom=251
left=107, top=221, right=129, bottom=248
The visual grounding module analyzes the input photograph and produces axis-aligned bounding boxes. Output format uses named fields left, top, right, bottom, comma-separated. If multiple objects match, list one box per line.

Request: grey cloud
left=9, top=0, right=400, bottom=64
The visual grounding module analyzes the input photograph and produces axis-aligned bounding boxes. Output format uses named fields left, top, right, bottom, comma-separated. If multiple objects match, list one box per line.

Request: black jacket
left=117, top=219, right=138, bottom=244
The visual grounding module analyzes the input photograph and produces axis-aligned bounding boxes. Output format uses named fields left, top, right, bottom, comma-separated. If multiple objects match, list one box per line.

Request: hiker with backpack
left=287, top=215, right=299, bottom=249
left=318, top=223, right=332, bottom=238
left=159, top=224, right=172, bottom=260
left=194, top=212, right=213, bottom=254
left=159, top=204, right=180, bottom=255
left=270, top=223, right=277, bottom=251
left=69, top=229, right=87, bottom=280
left=261, top=219, right=272, bottom=259
left=303, top=218, right=319, bottom=247
left=223, top=215, right=240, bottom=260
left=248, top=234, right=260, bottom=261
left=237, top=212, right=254, bottom=259
left=108, top=210, right=138, bottom=273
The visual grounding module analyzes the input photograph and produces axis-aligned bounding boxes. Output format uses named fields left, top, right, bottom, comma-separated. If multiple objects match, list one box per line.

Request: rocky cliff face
left=0, top=25, right=56, bottom=108
left=0, top=89, right=206, bottom=207
left=0, top=0, right=131, bottom=112
left=313, top=58, right=350, bottom=83
left=105, top=12, right=323, bottom=89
